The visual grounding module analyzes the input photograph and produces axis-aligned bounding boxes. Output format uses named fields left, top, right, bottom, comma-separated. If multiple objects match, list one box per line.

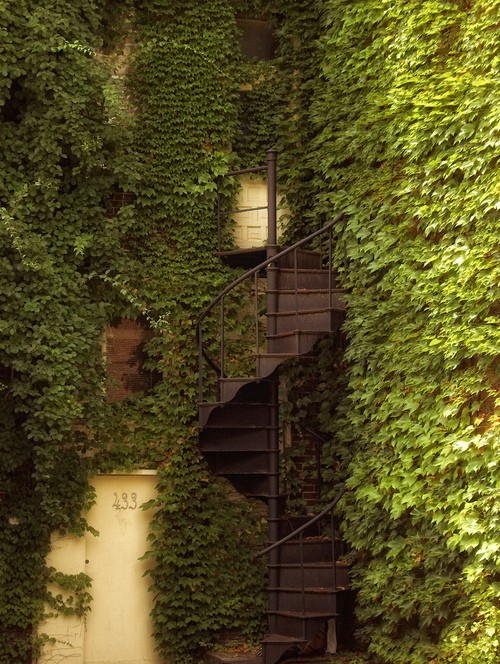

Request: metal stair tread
left=278, top=267, right=335, bottom=273
left=202, top=447, right=271, bottom=452
left=269, top=306, right=343, bottom=316
left=218, top=377, right=257, bottom=385
left=269, top=562, right=342, bottom=568
left=267, top=287, right=343, bottom=294
left=255, top=352, right=301, bottom=359
left=266, top=329, right=336, bottom=339
left=202, top=424, right=274, bottom=430
left=220, top=470, right=273, bottom=475
left=268, top=610, right=338, bottom=619
left=216, top=400, right=271, bottom=407
left=200, top=401, right=273, bottom=413
left=262, top=634, right=306, bottom=645
left=219, top=376, right=270, bottom=382
left=269, top=586, right=337, bottom=594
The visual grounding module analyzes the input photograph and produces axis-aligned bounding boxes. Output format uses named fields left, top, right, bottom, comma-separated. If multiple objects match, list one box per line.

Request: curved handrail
left=197, top=211, right=346, bottom=400
left=197, top=211, right=345, bottom=329
left=255, top=485, right=346, bottom=558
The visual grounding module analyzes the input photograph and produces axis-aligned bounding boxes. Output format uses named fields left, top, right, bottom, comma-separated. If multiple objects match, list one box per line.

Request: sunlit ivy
left=297, top=1, right=500, bottom=662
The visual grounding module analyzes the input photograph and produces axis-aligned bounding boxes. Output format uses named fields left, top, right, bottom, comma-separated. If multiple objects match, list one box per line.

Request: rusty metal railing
left=256, top=485, right=348, bottom=637
left=256, top=485, right=346, bottom=559
left=196, top=211, right=345, bottom=405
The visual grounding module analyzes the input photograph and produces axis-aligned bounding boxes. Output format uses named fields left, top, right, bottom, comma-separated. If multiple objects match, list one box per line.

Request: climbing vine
left=6, top=2, right=498, bottom=663
left=272, top=0, right=327, bottom=238
left=101, top=1, right=268, bottom=661
left=0, top=1, right=126, bottom=660
left=278, top=1, right=500, bottom=662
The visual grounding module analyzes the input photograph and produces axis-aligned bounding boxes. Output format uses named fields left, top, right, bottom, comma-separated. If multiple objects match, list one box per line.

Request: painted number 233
left=113, top=492, right=138, bottom=510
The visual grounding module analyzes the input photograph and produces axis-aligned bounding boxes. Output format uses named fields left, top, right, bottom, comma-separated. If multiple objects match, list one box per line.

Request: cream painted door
left=39, top=471, right=161, bottom=664
left=234, top=175, right=269, bottom=248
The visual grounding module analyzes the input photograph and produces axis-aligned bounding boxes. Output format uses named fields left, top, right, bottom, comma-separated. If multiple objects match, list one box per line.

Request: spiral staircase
left=197, top=153, right=352, bottom=663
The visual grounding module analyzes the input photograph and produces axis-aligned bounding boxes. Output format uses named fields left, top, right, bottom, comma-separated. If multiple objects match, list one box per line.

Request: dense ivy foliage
left=108, top=1, right=268, bottom=661
left=4, top=1, right=498, bottom=663
left=1, top=1, right=266, bottom=661
left=0, top=1, right=126, bottom=660
left=272, top=0, right=327, bottom=239
left=297, top=1, right=500, bottom=662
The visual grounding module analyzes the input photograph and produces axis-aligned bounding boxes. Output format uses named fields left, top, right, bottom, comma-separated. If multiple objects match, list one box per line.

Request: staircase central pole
left=266, top=149, right=278, bottom=339
left=266, top=149, right=278, bottom=250
left=266, top=150, right=280, bottom=628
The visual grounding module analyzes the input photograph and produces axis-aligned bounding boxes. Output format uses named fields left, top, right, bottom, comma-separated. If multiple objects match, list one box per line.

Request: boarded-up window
left=105, top=318, right=159, bottom=402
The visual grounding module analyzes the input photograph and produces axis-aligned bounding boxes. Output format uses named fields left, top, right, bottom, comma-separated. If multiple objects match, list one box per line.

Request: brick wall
left=105, top=317, right=158, bottom=402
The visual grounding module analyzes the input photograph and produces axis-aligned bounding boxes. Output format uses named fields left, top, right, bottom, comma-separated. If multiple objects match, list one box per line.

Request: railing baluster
left=330, top=511, right=337, bottom=591
left=294, top=247, right=299, bottom=333
left=220, top=297, right=225, bottom=386
left=255, top=271, right=260, bottom=358
left=299, top=531, right=306, bottom=637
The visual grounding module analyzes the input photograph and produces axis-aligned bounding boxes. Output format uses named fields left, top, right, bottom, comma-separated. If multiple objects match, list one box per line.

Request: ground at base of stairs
left=204, top=651, right=261, bottom=664
left=204, top=652, right=336, bottom=664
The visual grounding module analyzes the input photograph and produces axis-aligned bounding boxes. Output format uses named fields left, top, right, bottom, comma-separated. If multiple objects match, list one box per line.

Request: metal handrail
left=255, top=485, right=346, bottom=558
left=196, top=211, right=346, bottom=403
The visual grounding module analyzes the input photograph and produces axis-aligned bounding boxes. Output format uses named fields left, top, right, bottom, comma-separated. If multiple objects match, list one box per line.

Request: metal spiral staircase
left=197, top=152, right=352, bottom=663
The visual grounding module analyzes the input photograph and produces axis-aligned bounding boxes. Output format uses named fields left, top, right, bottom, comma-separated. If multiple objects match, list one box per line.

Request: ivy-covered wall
left=116, top=3, right=268, bottom=661
left=1, top=1, right=267, bottom=662
left=0, top=1, right=124, bottom=660
left=284, top=1, right=499, bottom=662
left=2, top=1, right=498, bottom=663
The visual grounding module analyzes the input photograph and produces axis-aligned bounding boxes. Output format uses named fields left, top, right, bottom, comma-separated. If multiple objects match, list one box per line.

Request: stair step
left=218, top=378, right=273, bottom=404
left=270, top=563, right=349, bottom=588
left=204, top=649, right=261, bottom=664
left=266, top=331, right=329, bottom=355
left=256, top=353, right=301, bottom=378
left=278, top=539, right=341, bottom=564
left=262, top=633, right=307, bottom=664
left=272, top=587, right=339, bottom=613
left=277, top=269, right=335, bottom=290
left=199, top=402, right=219, bottom=428
left=220, top=469, right=272, bottom=476
left=205, top=451, right=274, bottom=474
left=262, top=632, right=337, bottom=663
left=226, top=474, right=272, bottom=497
left=271, top=290, right=330, bottom=311
left=270, top=289, right=345, bottom=313
left=202, top=424, right=273, bottom=431
left=200, top=428, right=271, bottom=452
left=277, top=249, right=323, bottom=269
left=204, top=403, right=272, bottom=427
left=270, top=310, right=337, bottom=335
left=268, top=611, right=336, bottom=640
